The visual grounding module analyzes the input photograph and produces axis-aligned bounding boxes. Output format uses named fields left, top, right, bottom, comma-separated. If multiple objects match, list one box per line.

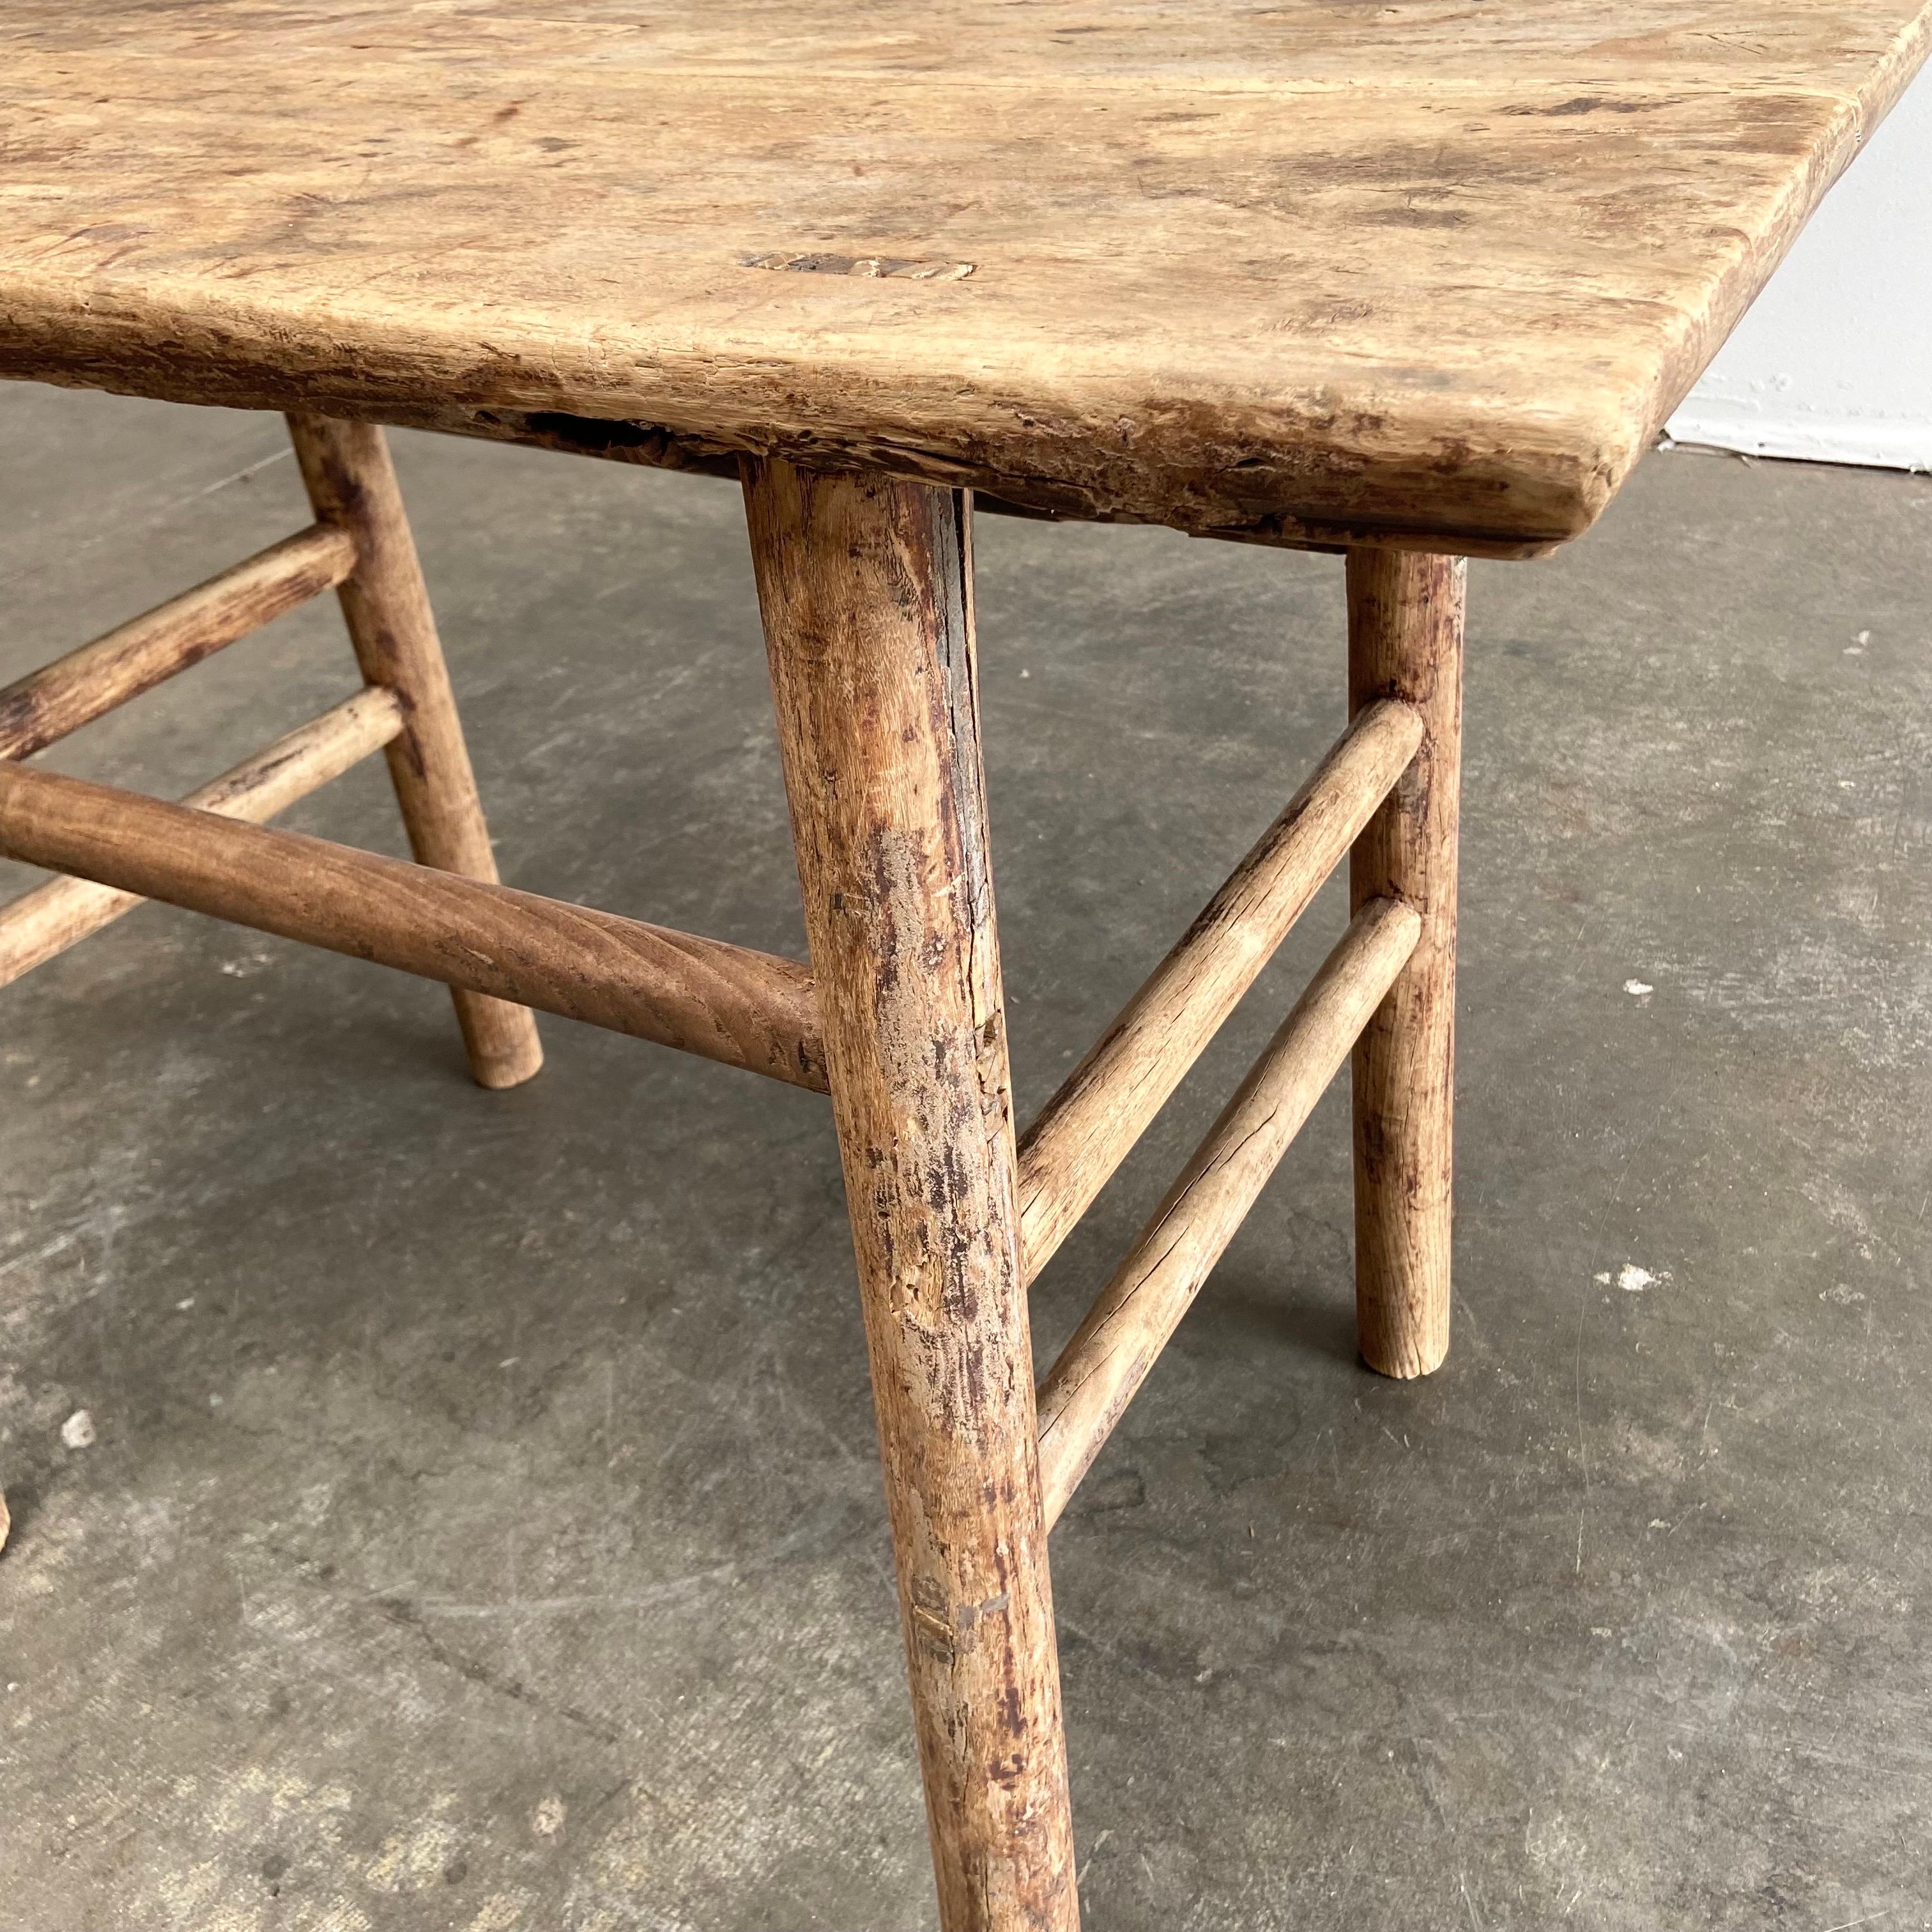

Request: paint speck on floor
left=59, top=1410, right=95, bottom=1449
left=1617, top=1264, right=1667, bottom=1293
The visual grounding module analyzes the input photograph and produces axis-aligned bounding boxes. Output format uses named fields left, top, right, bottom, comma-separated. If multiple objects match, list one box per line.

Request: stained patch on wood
left=746, top=250, right=975, bottom=281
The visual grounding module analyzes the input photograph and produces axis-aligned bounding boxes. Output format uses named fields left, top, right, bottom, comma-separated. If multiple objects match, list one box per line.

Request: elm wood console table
left=2, top=4, right=1927, bottom=1924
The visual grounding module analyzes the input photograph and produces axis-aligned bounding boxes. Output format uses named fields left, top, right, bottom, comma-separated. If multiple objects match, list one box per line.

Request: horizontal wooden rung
left=0, top=522, right=357, bottom=762
left=0, top=761, right=828, bottom=1089
left=1033, top=895, right=1422, bottom=1530
left=1015, top=698, right=1423, bottom=1287
left=0, top=686, right=402, bottom=987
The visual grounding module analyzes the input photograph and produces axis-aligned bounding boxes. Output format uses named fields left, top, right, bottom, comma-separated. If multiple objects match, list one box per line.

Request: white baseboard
left=1664, top=397, right=1932, bottom=472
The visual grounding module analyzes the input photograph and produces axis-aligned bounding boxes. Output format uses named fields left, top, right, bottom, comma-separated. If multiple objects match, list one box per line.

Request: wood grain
left=1036, top=896, right=1421, bottom=1529
left=747, top=459, right=1077, bottom=1932
left=1347, top=549, right=1464, bottom=1379
left=0, top=2, right=1925, bottom=551
left=1016, top=698, right=1422, bottom=1285
left=0, top=523, right=354, bottom=761
left=0, top=686, right=401, bottom=985
left=0, top=760, right=828, bottom=1087
left=288, top=413, right=544, bottom=1089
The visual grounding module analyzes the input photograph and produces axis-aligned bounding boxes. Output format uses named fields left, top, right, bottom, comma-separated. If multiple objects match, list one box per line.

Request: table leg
left=286, top=415, right=543, bottom=1089
left=746, top=458, right=1079, bottom=1932
left=1346, top=548, right=1464, bottom=1378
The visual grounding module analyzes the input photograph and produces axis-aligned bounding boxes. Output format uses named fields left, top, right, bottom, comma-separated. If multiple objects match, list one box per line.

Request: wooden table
left=3, top=5, right=1926, bottom=1924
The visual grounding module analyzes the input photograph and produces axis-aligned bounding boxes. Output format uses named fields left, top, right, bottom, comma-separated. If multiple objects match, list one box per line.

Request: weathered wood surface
left=0, top=523, right=355, bottom=761
left=1347, top=549, right=1464, bottom=1379
left=287, top=413, right=544, bottom=1089
left=1, top=1, right=1926, bottom=553
left=0, top=760, right=829, bottom=1087
left=1035, top=896, right=1421, bottom=1530
left=0, top=686, right=401, bottom=985
left=1015, top=697, right=1422, bottom=1285
left=748, top=459, right=1077, bottom=1931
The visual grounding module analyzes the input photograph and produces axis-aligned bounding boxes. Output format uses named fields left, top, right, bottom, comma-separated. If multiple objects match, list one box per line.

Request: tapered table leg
left=1346, top=548, right=1465, bottom=1378
left=746, top=458, right=1079, bottom=1932
left=287, top=413, right=543, bottom=1089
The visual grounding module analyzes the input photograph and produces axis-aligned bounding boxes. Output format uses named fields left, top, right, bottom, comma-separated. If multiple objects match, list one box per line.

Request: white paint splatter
left=60, top=1409, right=95, bottom=1448
left=1617, top=1264, right=1669, bottom=1293
left=533, top=1796, right=565, bottom=1838
left=1623, top=979, right=1653, bottom=997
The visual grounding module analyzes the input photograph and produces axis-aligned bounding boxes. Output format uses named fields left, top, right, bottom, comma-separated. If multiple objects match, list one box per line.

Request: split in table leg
left=747, top=457, right=1080, bottom=1932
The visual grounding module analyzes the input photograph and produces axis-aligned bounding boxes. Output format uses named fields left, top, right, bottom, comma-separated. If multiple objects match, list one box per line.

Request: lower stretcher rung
left=0, top=754, right=827, bottom=1088
left=1033, top=894, right=1422, bottom=1530
left=1015, top=698, right=1424, bottom=1287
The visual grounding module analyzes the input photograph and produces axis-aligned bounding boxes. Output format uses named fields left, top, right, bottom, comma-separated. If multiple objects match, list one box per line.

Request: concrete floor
left=0, top=381, right=1928, bottom=1932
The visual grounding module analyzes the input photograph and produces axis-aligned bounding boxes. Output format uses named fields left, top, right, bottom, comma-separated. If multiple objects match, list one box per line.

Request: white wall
left=1666, top=64, right=1932, bottom=470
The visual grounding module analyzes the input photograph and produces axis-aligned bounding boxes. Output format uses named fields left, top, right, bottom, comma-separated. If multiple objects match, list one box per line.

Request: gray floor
left=0, top=383, right=1928, bottom=1932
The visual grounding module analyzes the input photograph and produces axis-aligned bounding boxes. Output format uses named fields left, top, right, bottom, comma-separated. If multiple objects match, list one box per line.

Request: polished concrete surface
left=1, top=383, right=1928, bottom=1932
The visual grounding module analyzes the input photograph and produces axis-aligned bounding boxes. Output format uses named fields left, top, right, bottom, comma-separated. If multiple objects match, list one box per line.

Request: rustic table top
left=2, top=3, right=1926, bottom=555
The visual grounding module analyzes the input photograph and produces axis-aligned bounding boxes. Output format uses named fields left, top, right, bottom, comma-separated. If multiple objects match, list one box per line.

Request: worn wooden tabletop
left=1, top=2, right=1927, bottom=554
